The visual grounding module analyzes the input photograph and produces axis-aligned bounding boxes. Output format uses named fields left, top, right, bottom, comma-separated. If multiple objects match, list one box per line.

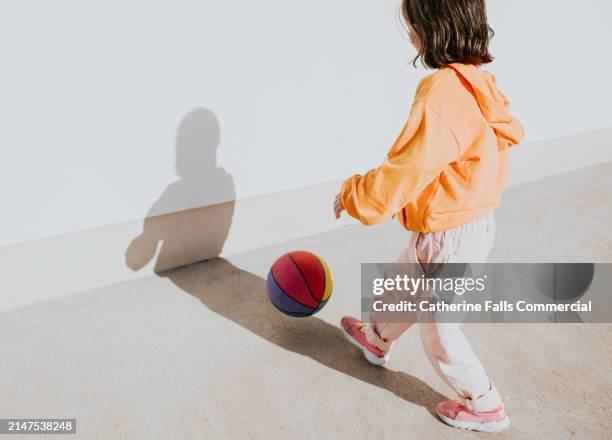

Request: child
left=333, top=0, right=524, bottom=433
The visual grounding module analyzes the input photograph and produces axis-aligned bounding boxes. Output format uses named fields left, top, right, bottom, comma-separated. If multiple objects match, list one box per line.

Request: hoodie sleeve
left=339, top=100, right=459, bottom=225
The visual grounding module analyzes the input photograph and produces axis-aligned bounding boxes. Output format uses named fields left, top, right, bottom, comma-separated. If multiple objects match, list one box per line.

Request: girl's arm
left=338, top=100, right=459, bottom=225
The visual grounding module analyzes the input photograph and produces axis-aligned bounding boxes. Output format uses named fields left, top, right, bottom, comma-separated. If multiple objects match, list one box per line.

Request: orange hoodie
left=339, top=63, right=525, bottom=232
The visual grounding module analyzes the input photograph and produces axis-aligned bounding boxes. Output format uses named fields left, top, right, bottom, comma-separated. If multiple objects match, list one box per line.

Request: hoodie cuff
left=339, top=175, right=357, bottom=215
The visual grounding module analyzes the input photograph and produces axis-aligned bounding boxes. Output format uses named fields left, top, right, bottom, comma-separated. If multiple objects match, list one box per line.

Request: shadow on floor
left=160, top=258, right=447, bottom=417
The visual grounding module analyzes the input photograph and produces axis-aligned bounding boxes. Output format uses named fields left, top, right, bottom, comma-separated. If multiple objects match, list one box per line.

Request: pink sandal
left=436, top=400, right=510, bottom=432
left=340, top=316, right=390, bottom=366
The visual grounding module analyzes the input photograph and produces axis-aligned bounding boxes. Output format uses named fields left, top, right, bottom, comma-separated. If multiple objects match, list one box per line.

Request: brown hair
left=401, top=0, right=494, bottom=69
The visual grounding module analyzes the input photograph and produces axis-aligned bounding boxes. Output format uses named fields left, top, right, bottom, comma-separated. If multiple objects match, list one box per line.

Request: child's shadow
left=163, top=259, right=446, bottom=416
left=125, top=108, right=235, bottom=272
left=125, top=107, right=445, bottom=417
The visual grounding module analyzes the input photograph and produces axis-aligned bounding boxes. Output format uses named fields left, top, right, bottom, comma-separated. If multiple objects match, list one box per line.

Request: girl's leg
left=419, top=321, right=502, bottom=411
left=417, top=213, right=504, bottom=413
left=366, top=320, right=416, bottom=353
left=365, top=231, right=423, bottom=352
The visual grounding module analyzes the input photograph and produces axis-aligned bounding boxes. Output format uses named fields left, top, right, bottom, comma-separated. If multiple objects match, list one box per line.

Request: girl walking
left=334, top=0, right=524, bottom=432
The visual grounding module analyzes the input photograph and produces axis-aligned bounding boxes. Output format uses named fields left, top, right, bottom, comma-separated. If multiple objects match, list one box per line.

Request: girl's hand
left=333, top=193, right=345, bottom=219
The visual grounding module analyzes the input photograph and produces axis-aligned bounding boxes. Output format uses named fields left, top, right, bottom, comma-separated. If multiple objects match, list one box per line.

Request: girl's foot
left=340, top=316, right=390, bottom=366
left=436, top=400, right=510, bottom=433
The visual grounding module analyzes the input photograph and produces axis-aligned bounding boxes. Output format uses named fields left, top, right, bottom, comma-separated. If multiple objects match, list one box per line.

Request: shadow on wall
left=125, top=108, right=235, bottom=272
left=125, top=108, right=446, bottom=417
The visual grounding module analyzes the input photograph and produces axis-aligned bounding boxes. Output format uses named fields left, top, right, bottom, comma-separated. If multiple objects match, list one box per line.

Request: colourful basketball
left=266, top=251, right=333, bottom=317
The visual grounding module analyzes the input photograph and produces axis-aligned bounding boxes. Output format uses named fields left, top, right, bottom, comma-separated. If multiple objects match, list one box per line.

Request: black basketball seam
left=287, top=253, right=322, bottom=305
left=270, top=299, right=312, bottom=317
left=279, top=309, right=312, bottom=318
left=316, top=298, right=329, bottom=310
left=270, top=266, right=317, bottom=311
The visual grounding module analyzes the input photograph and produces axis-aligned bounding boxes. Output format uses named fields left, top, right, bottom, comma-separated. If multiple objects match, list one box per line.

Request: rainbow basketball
left=266, top=251, right=333, bottom=317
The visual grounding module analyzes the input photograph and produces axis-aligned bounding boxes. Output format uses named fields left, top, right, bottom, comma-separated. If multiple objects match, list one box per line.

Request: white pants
left=366, top=212, right=502, bottom=412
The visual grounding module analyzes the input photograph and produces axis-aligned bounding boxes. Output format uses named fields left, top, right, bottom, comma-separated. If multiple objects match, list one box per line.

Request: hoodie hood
left=448, top=63, right=525, bottom=150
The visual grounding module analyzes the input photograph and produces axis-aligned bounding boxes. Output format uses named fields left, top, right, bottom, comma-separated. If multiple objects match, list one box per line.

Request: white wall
left=487, top=0, right=612, bottom=141
left=1, top=0, right=612, bottom=247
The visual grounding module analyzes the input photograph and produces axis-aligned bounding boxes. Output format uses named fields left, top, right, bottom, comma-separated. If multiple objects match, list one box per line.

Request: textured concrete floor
left=1, top=163, right=612, bottom=439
